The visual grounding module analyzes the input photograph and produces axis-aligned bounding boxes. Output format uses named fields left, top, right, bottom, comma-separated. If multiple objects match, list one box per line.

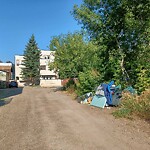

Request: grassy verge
left=113, top=89, right=150, bottom=120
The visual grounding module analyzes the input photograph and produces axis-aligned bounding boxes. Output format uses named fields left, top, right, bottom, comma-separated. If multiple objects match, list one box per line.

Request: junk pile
left=80, top=81, right=124, bottom=108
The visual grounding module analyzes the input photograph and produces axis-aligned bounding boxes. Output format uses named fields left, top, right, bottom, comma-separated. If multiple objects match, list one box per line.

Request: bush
left=135, top=90, right=150, bottom=119
left=113, top=89, right=150, bottom=120
left=76, top=70, right=100, bottom=96
left=135, top=69, right=150, bottom=93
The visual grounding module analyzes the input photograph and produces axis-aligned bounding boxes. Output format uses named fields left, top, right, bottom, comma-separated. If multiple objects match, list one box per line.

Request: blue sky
left=0, top=0, right=82, bottom=63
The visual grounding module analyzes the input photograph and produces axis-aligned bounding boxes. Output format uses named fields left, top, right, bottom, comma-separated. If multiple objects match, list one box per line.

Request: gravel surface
left=0, top=87, right=149, bottom=150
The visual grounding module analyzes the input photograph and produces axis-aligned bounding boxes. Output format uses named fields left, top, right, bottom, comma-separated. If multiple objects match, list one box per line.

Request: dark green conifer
left=22, top=34, right=41, bottom=85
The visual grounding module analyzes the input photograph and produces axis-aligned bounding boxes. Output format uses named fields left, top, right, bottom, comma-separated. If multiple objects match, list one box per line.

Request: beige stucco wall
left=40, top=79, right=62, bottom=87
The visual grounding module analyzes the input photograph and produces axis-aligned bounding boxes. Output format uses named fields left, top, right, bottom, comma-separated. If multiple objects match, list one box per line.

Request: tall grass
left=113, top=89, right=150, bottom=120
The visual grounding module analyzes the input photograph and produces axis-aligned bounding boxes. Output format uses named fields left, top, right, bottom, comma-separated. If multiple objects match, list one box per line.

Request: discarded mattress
left=90, top=95, right=107, bottom=108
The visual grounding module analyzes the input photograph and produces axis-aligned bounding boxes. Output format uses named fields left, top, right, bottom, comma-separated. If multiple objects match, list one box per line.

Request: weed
left=113, top=108, right=133, bottom=119
left=113, top=89, right=150, bottom=120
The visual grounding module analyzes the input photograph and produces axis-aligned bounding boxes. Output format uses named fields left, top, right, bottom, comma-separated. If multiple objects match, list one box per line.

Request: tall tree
left=22, top=35, right=41, bottom=85
left=49, top=32, right=99, bottom=79
left=72, top=0, right=150, bottom=89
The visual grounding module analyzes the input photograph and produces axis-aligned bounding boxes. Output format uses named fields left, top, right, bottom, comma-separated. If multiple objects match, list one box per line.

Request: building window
left=16, top=76, right=19, bottom=80
left=40, top=65, right=46, bottom=70
left=16, top=60, right=20, bottom=66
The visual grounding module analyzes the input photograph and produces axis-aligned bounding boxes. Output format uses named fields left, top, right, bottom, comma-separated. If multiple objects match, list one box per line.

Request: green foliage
left=72, top=0, right=150, bottom=92
left=113, top=108, right=132, bottom=119
left=113, top=90, right=150, bottom=119
left=48, top=0, right=150, bottom=95
left=63, top=79, right=77, bottom=94
left=136, top=69, right=150, bottom=93
left=21, top=34, right=41, bottom=85
left=49, top=32, right=99, bottom=79
left=135, top=42, right=150, bottom=93
left=76, top=69, right=100, bottom=95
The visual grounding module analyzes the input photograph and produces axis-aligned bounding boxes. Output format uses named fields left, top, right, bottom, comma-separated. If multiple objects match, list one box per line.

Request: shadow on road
left=0, top=88, right=24, bottom=107
left=0, top=98, right=13, bottom=106
left=52, top=86, right=64, bottom=92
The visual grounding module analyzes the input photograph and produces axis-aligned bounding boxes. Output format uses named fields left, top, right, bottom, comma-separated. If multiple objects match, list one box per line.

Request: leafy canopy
left=72, top=0, right=150, bottom=90
left=49, top=32, right=99, bottom=79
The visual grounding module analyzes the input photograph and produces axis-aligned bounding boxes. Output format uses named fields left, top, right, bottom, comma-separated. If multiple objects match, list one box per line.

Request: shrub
left=113, top=89, right=150, bottom=120
left=135, top=69, right=150, bottom=93
left=76, top=70, right=100, bottom=96
left=135, top=90, right=150, bottom=119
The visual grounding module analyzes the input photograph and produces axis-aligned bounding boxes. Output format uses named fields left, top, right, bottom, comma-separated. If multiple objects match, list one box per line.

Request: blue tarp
left=102, top=81, right=114, bottom=105
left=124, top=86, right=137, bottom=94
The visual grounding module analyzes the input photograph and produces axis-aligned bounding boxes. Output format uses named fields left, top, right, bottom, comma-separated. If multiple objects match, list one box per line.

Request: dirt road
left=0, top=87, right=149, bottom=150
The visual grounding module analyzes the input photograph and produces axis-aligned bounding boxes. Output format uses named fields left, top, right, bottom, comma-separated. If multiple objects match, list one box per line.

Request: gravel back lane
left=0, top=87, right=149, bottom=150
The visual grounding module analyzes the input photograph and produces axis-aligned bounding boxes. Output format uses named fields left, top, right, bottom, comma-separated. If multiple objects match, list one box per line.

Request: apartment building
left=15, top=50, right=57, bottom=82
left=40, top=50, right=56, bottom=80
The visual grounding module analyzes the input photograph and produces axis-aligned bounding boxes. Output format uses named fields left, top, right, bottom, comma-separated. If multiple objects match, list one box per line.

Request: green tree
left=72, top=0, right=150, bottom=90
left=49, top=32, right=99, bottom=79
left=22, top=35, right=41, bottom=85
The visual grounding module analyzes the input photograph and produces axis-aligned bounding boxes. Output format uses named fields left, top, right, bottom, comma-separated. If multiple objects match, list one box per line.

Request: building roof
left=0, top=63, right=12, bottom=66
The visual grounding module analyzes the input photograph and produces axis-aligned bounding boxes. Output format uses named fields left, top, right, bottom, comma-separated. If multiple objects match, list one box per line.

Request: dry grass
left=113, top=89, right=150, bottom=120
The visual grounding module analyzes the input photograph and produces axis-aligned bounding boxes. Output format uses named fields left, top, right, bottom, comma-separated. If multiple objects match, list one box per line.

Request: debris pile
left=79, top=81, right=135, bottom=108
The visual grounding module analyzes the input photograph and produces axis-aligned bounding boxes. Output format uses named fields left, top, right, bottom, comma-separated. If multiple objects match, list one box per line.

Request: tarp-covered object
left=124, top=86, right=137, bottom=94
left=95, top=85, right=105, bottom=96
left=112, top=85, right=122, bottom=106
left=102, top=81, right=114, bottom=105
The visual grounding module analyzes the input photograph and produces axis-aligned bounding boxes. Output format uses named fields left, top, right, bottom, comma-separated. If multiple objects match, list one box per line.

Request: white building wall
left=40, top=50, right=56, bottom=79
left=40, top=51, right=55, bottom=76
left=15, top=50, right=57, bottom=82
left=40, top=79, right=62, bottom=87
left=15, top=55, right=24, bottom=81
